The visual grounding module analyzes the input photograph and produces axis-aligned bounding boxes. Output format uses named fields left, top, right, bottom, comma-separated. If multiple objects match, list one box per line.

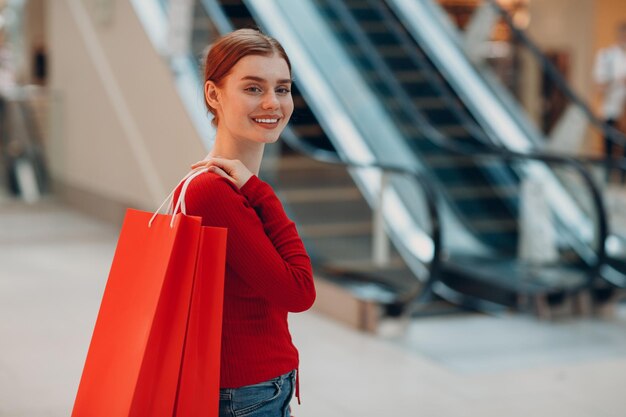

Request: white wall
left=48, top=0, right=207, bottom=220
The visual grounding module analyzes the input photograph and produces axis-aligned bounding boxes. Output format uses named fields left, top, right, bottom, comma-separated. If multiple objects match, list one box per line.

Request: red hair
left=204, top=29, right=292, bottom=126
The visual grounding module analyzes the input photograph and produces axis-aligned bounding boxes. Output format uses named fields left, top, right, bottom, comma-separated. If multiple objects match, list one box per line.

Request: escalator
left=459, top=0, right=626, bottom=289
left=300, top=0, right=609, bottom=308
left=409, top=0, right=626, bottom=288
left=313, top=0, right=521, bottom=252
left=211, top=0, right=610, bottom=312
left=143, top=0, right=613, bottom=316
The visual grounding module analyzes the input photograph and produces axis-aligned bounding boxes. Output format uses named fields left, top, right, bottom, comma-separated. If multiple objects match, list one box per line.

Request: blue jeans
left=219, top=370, right=296, bottom=417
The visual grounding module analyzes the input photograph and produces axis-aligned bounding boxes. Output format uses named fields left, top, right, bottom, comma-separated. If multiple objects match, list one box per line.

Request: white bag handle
left=149, top=167, right=209, bottom=228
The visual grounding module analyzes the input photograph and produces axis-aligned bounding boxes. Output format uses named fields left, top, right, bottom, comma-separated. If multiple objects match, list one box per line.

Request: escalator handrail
left=428, top=134, right=609, bottom=290
left=485, top=0, right=626, bottom=147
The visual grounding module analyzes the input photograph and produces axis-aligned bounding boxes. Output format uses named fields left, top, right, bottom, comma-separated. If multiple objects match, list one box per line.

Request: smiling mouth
left=251, top=117, right=282, bottom=130
left=252, top=118, right=280, bottom=124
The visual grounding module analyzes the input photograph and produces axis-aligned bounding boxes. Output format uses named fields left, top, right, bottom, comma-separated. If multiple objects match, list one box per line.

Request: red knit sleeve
left=182, top=172, right=316, bottom=312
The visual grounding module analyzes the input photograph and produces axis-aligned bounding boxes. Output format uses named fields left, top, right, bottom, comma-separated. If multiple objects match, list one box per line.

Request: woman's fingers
left=207, top=165, right=234, bottom=183
left=191, top=157, right=236, bottom=171
left=189, top=160, right=235, bottom=182
left=205, top=158, right=233, bottom=175
left=189, top=161, right=228, bottom=175
left=190, top=160, right=211, bottom=169
left=190, top=157, right=251, bottom=188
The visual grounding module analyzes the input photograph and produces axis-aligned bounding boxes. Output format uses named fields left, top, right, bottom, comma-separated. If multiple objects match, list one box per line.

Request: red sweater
left=177, top=172, right=316, bottom=392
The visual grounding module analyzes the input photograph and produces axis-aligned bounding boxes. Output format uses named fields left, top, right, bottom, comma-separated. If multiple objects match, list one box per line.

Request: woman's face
left=208, top=53, right=293, bottom=145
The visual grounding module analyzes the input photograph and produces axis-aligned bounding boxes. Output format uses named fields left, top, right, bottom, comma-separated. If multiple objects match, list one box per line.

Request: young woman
left=183, top=29, right=316, bottom=417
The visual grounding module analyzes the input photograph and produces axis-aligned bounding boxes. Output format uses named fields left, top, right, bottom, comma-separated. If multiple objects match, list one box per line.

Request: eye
left=245, top=86, right=262, bottom=93
left=276, top=86, right=291, bottom=95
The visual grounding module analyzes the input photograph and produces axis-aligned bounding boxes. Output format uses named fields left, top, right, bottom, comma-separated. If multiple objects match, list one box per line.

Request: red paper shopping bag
left=72, top=169, right=226, bottom=417
left=175, top=226, right=226, bottom=416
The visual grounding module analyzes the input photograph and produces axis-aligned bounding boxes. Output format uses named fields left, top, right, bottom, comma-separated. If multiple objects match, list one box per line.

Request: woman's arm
left=183, top=172, right=316, bottom=312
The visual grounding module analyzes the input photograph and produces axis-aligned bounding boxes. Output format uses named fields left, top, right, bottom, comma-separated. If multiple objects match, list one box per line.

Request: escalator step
left=423, top=154, right=503, bottom=168
left=443, top=258, right=587, bottom=296
left=347, top=20, right=389, bottom=34
left=411, top=97, right=447, bottom=109
left=446, top=184, right=519, bottom=199
left=304, top=234, right=401, bottom=264
left=278, top=186, right=363, bottom=203
left=318, top=0, right=381, bottom=22
left=363, top=32, right=400, bottom=44
left=347, top=44, right=407, bottom=58
left=320, top=263, right=420, bottom=301
left=274, top=166, right=353, bottom=190
left=438, top=125, right=474, bottom=139
left=299, top=221, right=372, bottom=239
left=402, top=123, right=472, bottom=141
left=347, top=8, right=383, bottom=21
left=419, top=107, right=463, bottom=126
left=382, top=55, right=420, bottom=70
left=430, top=165, right=489, bottom=185
left=399, top=80, right=441, bottom=97
left=394, top=70, right=429, bottom=83
left=383, top=97, right=446, bottom=111
left=465, top=218, right=518, bottom=233
left=288, top=199, right=371, bottom=226
left=291, top=124, right=325, bottom=138
left=387, top=98, right=458, bottom=131
left=454, top=197, right=516, bottom=218
left=343, top=0, right=374, bottom=8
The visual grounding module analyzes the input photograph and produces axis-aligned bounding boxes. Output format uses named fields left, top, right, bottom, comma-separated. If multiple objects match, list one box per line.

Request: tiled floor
left=1, top=198, right=625, bottom=417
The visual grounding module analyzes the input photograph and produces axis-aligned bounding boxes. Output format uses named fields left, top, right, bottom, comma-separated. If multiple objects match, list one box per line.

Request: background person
left=593, top=22, right=626, bottom=183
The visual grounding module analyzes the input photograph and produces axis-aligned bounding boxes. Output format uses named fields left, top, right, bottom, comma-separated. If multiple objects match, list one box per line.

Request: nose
left=262, top=91, right=280, bottom=110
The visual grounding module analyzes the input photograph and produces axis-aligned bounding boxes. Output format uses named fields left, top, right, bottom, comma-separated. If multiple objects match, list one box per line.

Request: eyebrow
left=240, top=75, right=292, bottom=84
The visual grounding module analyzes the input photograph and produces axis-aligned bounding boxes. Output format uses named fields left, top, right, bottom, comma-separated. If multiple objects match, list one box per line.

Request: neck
left=207, top=131, right=265, bottom=175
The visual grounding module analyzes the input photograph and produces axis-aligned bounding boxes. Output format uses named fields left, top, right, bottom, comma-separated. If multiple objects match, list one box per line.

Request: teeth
left=254, top=118, right=278, bottom=124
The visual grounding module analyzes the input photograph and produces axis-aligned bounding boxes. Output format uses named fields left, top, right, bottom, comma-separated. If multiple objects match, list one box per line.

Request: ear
left=204, top=80, right=220, bottom=110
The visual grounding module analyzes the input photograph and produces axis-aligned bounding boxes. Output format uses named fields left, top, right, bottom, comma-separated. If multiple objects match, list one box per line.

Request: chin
left=259, top=136, right=280, bottom=145
left=258, top=131, right=283, bottom=144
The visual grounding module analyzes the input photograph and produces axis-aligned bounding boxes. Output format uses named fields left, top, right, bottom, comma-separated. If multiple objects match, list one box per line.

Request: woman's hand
left=190, top=157, right=253, bottom=189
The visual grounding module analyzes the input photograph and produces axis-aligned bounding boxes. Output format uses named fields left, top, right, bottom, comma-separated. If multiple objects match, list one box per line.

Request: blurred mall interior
left=1, top=0, right=626, bottom=416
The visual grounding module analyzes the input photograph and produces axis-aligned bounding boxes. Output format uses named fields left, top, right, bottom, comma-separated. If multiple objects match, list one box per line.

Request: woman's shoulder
left=185, top=171, right=243, bottom=199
